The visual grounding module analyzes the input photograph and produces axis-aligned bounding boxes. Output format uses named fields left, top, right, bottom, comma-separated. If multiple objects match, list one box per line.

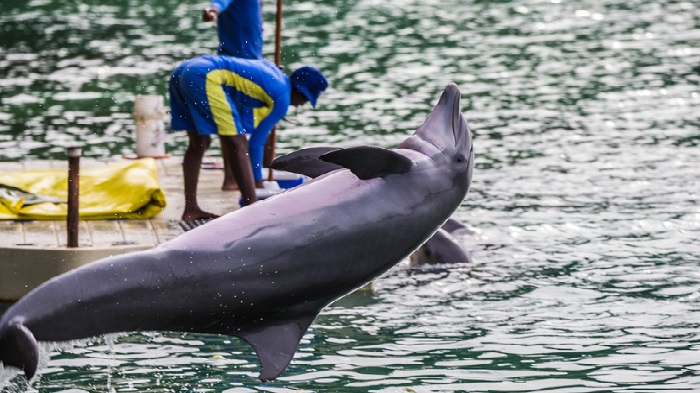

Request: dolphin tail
left=0, top=323, right=39, bottom=380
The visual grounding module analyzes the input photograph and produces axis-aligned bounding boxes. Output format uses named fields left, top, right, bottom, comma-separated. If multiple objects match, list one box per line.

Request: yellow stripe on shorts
left=205, top=70, right=275, bottom=136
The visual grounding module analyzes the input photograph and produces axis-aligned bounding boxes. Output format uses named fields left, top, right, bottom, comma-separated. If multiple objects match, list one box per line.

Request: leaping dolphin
left=0, top=84, right=474, bottom=382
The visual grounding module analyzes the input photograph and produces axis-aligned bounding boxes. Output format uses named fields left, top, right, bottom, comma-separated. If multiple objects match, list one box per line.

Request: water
left=1, top=0, right=700, bottom=391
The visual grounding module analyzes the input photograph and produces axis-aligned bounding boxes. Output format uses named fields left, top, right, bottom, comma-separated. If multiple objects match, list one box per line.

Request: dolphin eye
left=456, top=154, right=466, bottom=163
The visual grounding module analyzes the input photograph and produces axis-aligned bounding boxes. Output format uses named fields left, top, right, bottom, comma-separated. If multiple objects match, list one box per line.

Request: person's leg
left=220, top=134, right=258, bottom=206
left=221, top=105, right=253, bottom=191
left=220, top=141, right=239, bottom=191
left=182, top=132, right=220, bottom=220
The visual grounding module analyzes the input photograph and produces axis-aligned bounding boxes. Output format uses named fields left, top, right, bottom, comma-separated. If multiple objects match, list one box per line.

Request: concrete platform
left=0, top=156, right=242, bottom=300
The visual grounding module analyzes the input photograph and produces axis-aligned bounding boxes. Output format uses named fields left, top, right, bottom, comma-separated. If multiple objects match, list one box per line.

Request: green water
left=1, top=0, right=700, bottom=391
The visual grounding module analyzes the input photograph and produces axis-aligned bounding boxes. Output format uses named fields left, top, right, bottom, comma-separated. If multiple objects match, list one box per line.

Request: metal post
left=66, top=146, right=82, bottom=248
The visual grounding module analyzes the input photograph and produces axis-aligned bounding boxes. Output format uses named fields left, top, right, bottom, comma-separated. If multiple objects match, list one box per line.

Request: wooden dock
left=0, top=156, right=242, bottom=300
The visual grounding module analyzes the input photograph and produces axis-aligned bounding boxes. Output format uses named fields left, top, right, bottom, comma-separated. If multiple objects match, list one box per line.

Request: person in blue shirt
left=202, top=0, right=263, bottom=60
left=202, top=0, right=264, bottom=191
left=169, top=54, right=329, bottom=221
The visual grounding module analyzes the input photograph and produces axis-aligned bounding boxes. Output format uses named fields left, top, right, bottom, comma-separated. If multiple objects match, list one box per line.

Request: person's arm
left=202, top=0, right=234, bottom=21
left=248, top=100, right=290, bottom=181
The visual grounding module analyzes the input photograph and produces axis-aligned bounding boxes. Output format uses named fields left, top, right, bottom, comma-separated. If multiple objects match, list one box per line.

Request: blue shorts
left=169, top=57, right=254, bottom=136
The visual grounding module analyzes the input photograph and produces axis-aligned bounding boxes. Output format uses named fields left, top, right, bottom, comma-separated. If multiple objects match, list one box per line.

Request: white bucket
left=133, top=95, right=166, bottom=157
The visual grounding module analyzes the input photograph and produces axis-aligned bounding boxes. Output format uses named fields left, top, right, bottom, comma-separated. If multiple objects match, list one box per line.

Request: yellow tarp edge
left=0, top=158, right=166, bottom=220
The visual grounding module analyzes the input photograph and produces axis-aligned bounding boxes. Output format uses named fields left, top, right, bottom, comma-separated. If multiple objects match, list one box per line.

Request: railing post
left=66, top=146, right=82, bottom=248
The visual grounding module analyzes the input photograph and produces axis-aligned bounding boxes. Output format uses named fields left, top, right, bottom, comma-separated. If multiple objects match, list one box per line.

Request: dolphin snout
left=414, top=84, right=468, bottom=151
left=438, top=83, right=461, bottom=106
left=440, top=84, right=472, bottom=158
left=435, top=84, right=465, bottom=148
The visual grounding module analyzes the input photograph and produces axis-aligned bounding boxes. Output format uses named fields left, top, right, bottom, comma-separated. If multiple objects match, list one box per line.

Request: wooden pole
left=274, top=0, right=283, bottom=67
left=66, top=146, right=81, bottom=248
left=263, top=0, right=284, bottom=180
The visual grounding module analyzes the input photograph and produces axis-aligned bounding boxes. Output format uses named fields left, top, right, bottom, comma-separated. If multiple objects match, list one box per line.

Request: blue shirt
left=210, top=0, right=263, bottom=60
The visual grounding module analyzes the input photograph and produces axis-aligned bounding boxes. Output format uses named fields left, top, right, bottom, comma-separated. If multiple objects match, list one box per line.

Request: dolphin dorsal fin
left=320, top=146, right=413, bottom=180
left=269, top=146, right=342, bottom=178
left=236, top=314, right=317, bottom=382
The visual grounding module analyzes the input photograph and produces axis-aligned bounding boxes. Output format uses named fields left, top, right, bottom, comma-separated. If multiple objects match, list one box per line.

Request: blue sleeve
left=210, top=0, right=234, bottom=11
left=248, top=99, right=289, bottom=181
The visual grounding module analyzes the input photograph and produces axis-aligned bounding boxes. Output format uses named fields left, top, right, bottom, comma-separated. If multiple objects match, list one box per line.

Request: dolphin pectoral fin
left=0, top=323, right=40, bottom=380
left=236, top=314, right=317, bottom=382
left=269, top=147, right=342, bottom=178
left=320, top=146, right=413, bottom=180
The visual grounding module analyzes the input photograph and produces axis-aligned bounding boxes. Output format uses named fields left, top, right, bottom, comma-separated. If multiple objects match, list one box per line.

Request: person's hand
left=202, top=7, right=219, bottom=22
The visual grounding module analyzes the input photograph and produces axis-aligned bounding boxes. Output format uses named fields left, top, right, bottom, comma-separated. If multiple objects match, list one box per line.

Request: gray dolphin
left=0, top=84, right=473, bottom=382
left=409, top=222, right=472, bottom=266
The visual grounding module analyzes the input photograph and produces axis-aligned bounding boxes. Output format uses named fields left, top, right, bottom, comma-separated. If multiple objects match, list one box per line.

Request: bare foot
left=181, top=209, right=220, bottom=221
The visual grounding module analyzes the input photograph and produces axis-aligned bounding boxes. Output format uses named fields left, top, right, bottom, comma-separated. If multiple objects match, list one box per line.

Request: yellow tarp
left=0, top=158, right=166, bottom=220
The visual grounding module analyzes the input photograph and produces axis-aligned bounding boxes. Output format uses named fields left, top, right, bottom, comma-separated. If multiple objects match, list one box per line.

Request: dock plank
left=0, top=162, right=23, bottom=172
left=45, top=160, right=67, bottom=169
left=156, top=156, right=179, bottom=177
left=120, top=220, right=158, bottom=245
left=87, top=220, right=125, bottom=245
left=21, top=221, right=59, bottom=246
left=151, top=220, right=184, bottom=243
left=21, top=161, right=54, bottom=171
left=0, top=221, right=24, bottom=245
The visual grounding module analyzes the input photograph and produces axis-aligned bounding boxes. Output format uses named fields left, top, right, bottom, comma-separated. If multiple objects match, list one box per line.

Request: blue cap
left=290, top=66, right=328, bottom=108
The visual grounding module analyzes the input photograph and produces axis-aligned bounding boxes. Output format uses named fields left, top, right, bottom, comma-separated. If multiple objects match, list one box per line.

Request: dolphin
left=0, top=84, right=474, bottom=382
left=409, top=218, right=474, bottom=266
